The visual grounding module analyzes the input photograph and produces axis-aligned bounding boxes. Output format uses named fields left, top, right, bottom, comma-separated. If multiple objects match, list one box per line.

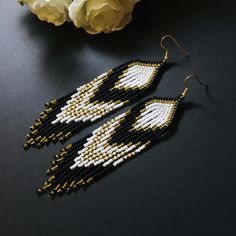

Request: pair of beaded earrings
left=24, top=35, right=208, bottom=197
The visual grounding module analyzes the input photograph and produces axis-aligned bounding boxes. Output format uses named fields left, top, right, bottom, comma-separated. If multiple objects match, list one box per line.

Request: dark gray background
left=0, top=1, right=236, bottom=235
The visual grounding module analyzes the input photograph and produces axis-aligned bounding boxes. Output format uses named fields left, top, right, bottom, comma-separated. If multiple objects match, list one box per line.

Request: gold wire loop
left=160, top=35, right=191, bottom=61
left=182, top=74, right=208, bottom=97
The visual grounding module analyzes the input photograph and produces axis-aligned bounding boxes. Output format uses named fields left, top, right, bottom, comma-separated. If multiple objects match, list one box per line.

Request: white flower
left=68, top=0, right=140, bottom=34
left=19, top=0, right=72, bottom=26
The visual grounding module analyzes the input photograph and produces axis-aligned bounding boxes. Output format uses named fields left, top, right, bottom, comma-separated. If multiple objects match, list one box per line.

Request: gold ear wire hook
left=160, top=35, right=191, bottom=61
left=182, top=74, right=208, bottom=97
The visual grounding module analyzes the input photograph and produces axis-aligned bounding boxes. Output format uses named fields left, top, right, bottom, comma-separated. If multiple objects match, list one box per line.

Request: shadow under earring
left=37, top=75, right=208, bottom=196
left=24, top=35, right=190, bottom=149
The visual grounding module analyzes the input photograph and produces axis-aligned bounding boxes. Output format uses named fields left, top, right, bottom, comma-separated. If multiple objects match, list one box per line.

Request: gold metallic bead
left=48, top=134, right=55, bottom=139
left=42, top=183, right=52, bottom=190
left=62, top=182, right=68, bottom=189
left=55, top=157, right=64, bottom=163
left=43, top=138, right=49, bottom=144
left=36, top=188, right=43, bottom=194
left=51, top=165, right=59, bottom=172
left=23, top=143, right=29, bottom=150
left=66, top=144, right=73, bottom=150
left=46, top=108, right=53, bottom=113
left=31, top=141, right=36, bottom=146
left=31, top=130, right=38, bottom=135
left=66, top=188, right=71, bottom=193
left=72, top=183, right=78, bottom=190
left=60, top=148, right=66, bottom=153
left=56, top=132, right=63, bottom=138
left=52, top=187, right=61, bottom=196
left=37, top=143, right=43, bottom=149
left=34, top=122, right=42, bottom=128
left=39, top=137, right=46, bottom=144
left=86, top=178, right=93, bottom=184
left=54, top=154, right=60, bottom=159
left=51, top=160, right=56, bottom=166
left=65, top=133, right=71, bottom=139
left=49, top=190, right=57, bottom=197
left=69, top=181, right=76, bottom=188
left=30, top=125, right=36, bottom=131
left=45, top=102, right=50, bottom=108
left=25, top=133, right=31, bottom=139
left=45, top=99, right=57, bottom=108
left=40, top=111, right=46, bottom=117
left=27, top=138, right=34, bottom=144
left=40, top=114, right=47, bottom=120
left=57, top=189, right=63, bottom=194
left=77, top=179, right=84, bottom=186
left=59, top=137, right=64, bottom=142
left=48, top=176, right=55, bottom=182
left=35, top=136, right=42, bottom=142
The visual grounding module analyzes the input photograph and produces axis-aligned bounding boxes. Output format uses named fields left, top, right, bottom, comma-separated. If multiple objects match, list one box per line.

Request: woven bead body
left=24, top=59, right=166, bottom=149
left=37, top=96, right=180, bottom=196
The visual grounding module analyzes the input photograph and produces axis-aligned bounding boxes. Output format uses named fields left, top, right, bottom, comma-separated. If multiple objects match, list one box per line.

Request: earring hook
left=181, top=74, right=208, bottom=97
left=160, top=35, right=191, bottom=61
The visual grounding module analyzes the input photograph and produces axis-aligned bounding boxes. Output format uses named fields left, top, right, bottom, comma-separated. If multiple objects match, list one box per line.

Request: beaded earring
left=37, top=75, right=208, bottom=197
left=23, top=35, right=190, bottom=149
